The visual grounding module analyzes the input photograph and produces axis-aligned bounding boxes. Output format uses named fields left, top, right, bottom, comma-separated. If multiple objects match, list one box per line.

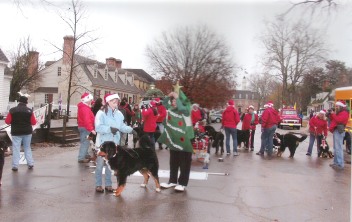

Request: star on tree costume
left=157, top=85, right=194, bottom=153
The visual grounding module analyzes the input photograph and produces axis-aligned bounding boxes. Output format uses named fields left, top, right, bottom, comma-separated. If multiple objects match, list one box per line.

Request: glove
left=110, top=127, right=118, bottom=135
left=131, top=130, right=138, bottom=136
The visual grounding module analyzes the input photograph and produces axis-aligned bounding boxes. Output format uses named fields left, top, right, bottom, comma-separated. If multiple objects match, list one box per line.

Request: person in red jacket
left=306, top=110, right=328, bottom=156
left=242, top=105, right=259, bottom=151
left=155, top=98, right=167, bottom=150
left=256, top=101, right=280, bottom=158
left=141, top=101, right=159, bottom=149
left=191, top=104, right=202, bottom=126
left=221, top=100, right=240, bottom=156
left=329, top=100, right=350, bottom=170
left=77, top=92, right=96, bottom=163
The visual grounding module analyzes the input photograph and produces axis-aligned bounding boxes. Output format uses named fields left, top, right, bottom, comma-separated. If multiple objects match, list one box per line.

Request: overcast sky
left=0, top=0, right=351, bottom=83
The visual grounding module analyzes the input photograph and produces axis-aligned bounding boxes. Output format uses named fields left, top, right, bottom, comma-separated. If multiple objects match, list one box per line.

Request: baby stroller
left=192, top=124, right=211, bottom=169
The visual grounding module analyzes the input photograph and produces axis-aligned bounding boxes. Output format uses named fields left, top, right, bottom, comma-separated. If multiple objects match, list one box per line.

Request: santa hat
left=81, top=92, right=93, bottom=103
left=248, top=105, right=254, bottom=110
left=228, top=100, right=235, bottom=106
left=104, top=93, right=120, bottom=103
left=264, top=104, right=269, bottom=108
left=149, top=101, right=156, bottom=107
left=336, top=100, right=346, bottom=107
left=319, top=110, right=326, bottom=115
left=266, top=101, right=274, bottom=107
left=154, top=98, right=161, bottom=103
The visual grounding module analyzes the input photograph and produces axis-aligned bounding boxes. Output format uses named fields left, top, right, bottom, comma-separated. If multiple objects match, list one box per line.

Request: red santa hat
left=149, top=101, right=156, bottom=107
left=228, top=100, right=235, bottom=106
left=335, top=100, right=346, bottom=107
left=266, top=101, right=274, bottom=107
left=104, top=93, right=120, bottom=103
left=154, top=98, right=161, bottom=103
left=319, top=109, right=326, bottom=115
left=81, top=92, right=93, bottom=103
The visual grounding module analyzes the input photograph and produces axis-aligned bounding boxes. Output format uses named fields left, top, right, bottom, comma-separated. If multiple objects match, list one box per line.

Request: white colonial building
left=30, top=36, right=154, bottom=116
left=0, top=48, right=12, bottom=115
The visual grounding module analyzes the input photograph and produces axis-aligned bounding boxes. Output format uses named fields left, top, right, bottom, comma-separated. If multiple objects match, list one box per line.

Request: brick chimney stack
left=106, top=57, right=122, bottom=69
left=28, top=51, right=39, bottom=76
left=63, top=35, right=74, bottom=64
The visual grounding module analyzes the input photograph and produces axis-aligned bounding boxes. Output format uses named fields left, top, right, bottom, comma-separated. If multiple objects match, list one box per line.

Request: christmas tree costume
left=158, top=84, right=195, bottom=191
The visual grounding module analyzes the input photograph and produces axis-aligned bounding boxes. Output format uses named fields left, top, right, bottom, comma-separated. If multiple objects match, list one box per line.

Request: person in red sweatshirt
left=256, top=101, right=280, bottom=158
left=141, top=101, right=159, bottom=149
left=306, top=110, right=328, bottom=156
left=329, top=100, right=350, bottom=170
left=191, top=104, right=202, bottom=126
left=221, top=100, right=240, bottom=156
left=77, top=92, right=96, bottom=163
left=155, top=98, right=167, bottom=150
left=242, top=105, right=259, bottom=151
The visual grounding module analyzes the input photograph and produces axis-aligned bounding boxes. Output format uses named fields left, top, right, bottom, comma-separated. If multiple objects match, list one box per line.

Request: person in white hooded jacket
left=94, top=93, right=133, bottom=193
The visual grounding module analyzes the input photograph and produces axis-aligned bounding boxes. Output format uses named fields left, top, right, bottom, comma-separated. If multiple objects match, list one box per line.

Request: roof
left=0, top=48, right=9, bottom=63
left=124, top=69, right=155, bottom=83
left=34, top=87, right=59, bottom=93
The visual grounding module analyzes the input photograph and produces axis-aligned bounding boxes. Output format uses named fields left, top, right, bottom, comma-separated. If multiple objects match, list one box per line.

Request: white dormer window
left=93, top=64, right=98, bottom=78
left=104, top=69, right=108, bottom=80
left=114, top=72, right=118, bottom=82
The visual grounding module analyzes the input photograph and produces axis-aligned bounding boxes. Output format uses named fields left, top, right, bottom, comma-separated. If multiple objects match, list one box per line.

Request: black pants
left=344, top=132, right=351, bottom=153
left=250, top=130, right=256, bottom=149
left=169, top=150, right=192, bottom=186
left=144, top=132, right=155, bottom=149
left=0, top=154, right=4, bottom=184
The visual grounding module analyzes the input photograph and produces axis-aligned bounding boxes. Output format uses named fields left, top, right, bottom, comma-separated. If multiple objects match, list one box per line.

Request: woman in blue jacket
left=94, top=93, right=133, bottom=193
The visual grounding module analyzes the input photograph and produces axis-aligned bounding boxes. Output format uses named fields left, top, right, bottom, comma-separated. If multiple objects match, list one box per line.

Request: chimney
left=63, top=35, right=74, bottom=64
left=106, top=57, right=122, bottom=69
left=116, top=59, right=122, bottom=68
left=28, top=51, right=39, bottom=76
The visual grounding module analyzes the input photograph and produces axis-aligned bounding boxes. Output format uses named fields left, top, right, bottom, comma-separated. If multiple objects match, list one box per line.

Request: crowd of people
left=3, top=91, right=350, bottom=192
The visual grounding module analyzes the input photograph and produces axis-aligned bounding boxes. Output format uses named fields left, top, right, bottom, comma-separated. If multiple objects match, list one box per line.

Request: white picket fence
left=7, top=101, right=78, bottom=117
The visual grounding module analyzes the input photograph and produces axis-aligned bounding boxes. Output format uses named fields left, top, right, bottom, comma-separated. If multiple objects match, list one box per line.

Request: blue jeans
left=333, top=130, right=345, bottom=168
left=225, top=127, right=238, bottom=153
left=259, top=125, right=277, bottom=155
left=78, top=127, right=90, bottom=161
left=307, top=133, right=322, bottom=155
left=12, top=134, right=34, bottom=168
left=95, top=156, right=112, bottom=187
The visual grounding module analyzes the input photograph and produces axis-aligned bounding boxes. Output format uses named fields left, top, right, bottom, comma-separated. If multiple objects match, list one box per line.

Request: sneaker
left=226, top=152, right=230, bottom=156
left=160, top=183, right=177, bottom=189
left=233, top=152, right=239, bottom=156
left=85, top=154, right=92, bottom=159
left=12, top=167, right=18, bottom=172
left=28, top=165, right=34, bottom=169
left=331, top=164, right=344, bottom=170
left=174, top=185, right=185, bottom=191
left=306, top=153, right=311, bottom=156
left=329, top=163, right=337, bottom=167
left=256, top=152, right=264, bottom=156
left=78, top=159, right=90, bottom=163
left=250, top=148, right=254, bottom=151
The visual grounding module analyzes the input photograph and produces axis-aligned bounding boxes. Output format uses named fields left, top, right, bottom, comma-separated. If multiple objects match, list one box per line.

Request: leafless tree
left=260, top=19, right=327, bottom=107
left=9, top=36, right=43, bottom=101
left=248, top=72, right=275, bottom=109
left=146, top=24, right=236, bottom=108
left=48, top=0, right=97, bottom=142
left=282, top=0, right=339, bottom=16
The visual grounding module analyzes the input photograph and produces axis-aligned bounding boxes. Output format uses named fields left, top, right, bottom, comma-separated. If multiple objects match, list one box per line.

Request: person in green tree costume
left=158, top=82, right=195, bottom=192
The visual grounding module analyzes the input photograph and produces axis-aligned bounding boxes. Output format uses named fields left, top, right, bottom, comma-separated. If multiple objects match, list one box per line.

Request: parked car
left=209, top=110, right=223, bottom=123
left=278, top=108, right=302, bottom=130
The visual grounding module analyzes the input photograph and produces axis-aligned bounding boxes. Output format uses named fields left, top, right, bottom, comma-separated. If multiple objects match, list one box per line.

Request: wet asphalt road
left=0, top=123, right=350, bottom=222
